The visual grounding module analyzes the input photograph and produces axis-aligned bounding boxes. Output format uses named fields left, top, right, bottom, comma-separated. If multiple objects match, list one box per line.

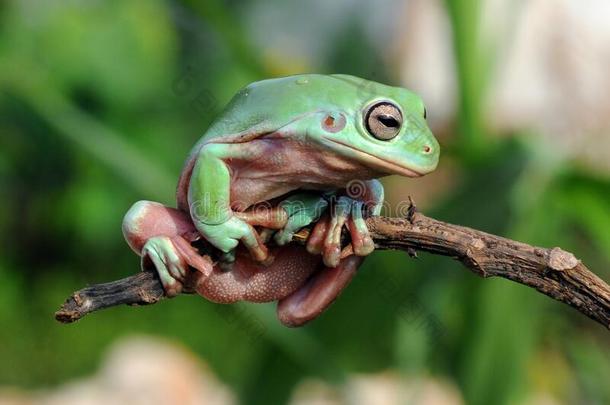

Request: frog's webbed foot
left=305, top=179, right=384, bottom=267
left=196, top=216, right=271, bottom=270
left=305, top=196, right=374, bottom=267
left=123, top=200, right=213, bottom=297
left=273, top=193, right=329, bottom=246
left=141, top=236, right=188, bottom=297
left=141, top=235, right=213, bottom=297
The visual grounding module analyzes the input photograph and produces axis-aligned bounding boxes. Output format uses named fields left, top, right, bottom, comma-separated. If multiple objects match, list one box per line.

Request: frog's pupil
left=378, top=115, right=399, bottom=128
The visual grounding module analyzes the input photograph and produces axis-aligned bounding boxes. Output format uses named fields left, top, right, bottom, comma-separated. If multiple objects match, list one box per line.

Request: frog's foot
left=141, top=235, right=213, bottom=297
left=140, top=236, right=189, bottom=297
left=197, top=216, right=271, bottom=267
left=306, top=196, right=375, bottom=267
left=123, top=201, right=213, bottom=297
left=273, top=193, right=329, bottom=246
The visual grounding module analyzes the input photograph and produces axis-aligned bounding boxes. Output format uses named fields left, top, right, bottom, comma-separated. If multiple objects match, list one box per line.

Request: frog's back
left=176, top=74, right=394, bottom=210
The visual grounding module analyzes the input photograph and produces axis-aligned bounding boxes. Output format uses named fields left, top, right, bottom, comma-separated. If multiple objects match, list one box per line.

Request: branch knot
left=548, top=247, right=579, bottom=272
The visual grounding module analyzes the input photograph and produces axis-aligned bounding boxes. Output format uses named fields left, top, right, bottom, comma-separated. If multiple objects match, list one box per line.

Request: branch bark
left=56, top=207, right=610, bottom=329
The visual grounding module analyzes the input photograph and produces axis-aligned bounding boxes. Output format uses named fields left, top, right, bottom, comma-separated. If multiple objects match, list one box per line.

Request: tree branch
left=56, top=205, right=610, bottom=329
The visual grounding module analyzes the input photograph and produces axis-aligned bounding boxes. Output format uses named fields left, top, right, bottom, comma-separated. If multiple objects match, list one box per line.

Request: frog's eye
left=364, top=102, right=403, bottom=141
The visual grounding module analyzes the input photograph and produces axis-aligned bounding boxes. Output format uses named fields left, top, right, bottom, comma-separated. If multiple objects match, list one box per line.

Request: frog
left=121, top=74, right=439, bottom=326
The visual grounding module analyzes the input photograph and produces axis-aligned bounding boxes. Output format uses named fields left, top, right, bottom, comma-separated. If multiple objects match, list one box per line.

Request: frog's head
left=305, top=75, right=439, bottom=178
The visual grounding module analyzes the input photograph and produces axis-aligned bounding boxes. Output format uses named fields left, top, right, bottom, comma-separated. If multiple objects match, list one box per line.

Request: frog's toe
left=239, top=225, right=269, bottom=263
left=218, top=250, right=236, bottom=272
left=274, top=229, right=294, bottom=246
left=306, top=196, right=375, bottom=266
left=274, top=193, right=329, bottom=246
left=306, top=215, right=330, bottom=256
left=322, top=196, right=352, bottom=267
left=348, top=201, right=375, bottom=256
left=141, top=236, right=187, bottom=297
left=258, top=227, right=275, bottom=244
left=274, top=214, right=311, bottom=246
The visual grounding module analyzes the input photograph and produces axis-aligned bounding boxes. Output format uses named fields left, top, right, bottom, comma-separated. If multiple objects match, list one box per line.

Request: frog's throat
left=321, top=137, right=423, bottom=178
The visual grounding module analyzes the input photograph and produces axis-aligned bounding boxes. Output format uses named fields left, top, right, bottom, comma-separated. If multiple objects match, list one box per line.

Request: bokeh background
left=1, top=0, right=610, bottom=404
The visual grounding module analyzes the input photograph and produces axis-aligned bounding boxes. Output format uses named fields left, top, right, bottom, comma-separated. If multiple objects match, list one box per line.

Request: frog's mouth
left=322, top=137, right=423, bottom=178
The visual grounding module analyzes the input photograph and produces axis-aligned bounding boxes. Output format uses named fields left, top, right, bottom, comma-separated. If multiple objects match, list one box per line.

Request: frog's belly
left=229, top=173, right=343, bottom=210
left=228, top=178, right=294, bottom=211
left=228, top=165, right=378, bottom=211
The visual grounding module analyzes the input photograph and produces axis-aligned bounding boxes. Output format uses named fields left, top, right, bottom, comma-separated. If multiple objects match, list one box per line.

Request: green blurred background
left=1, top=0, right=609, bottom=404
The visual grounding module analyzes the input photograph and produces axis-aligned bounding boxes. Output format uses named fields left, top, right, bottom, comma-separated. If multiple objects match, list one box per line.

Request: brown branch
left=56, top=207, right=610, bottom=329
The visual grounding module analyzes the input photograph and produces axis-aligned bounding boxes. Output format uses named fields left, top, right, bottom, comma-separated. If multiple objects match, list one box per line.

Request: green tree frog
left=122, top=74, right=439, bottom=326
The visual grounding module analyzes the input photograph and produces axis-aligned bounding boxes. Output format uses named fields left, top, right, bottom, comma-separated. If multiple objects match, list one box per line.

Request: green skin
left=177, top=74, right=438, bottom=261
left=122, top=74, right=439, bottom=325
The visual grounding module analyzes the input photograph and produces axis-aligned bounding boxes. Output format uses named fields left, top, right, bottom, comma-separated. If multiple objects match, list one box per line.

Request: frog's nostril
left=423, top=145, right=432, bottom=154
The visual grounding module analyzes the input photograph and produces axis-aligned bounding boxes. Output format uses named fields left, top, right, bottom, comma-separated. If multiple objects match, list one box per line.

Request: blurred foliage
left=1, top=0, right=609, bottom=404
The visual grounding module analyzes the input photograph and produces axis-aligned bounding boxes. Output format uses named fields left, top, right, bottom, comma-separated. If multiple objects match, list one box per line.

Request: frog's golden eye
left=364, top=102, right=403, bottom=141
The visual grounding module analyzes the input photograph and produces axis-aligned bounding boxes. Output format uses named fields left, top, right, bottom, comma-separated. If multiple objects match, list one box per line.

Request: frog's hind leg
left=277, top=255, right=363, bottom=327
left=194, top=245, right=321, bottom=304
left=122, top=201, right=318, bottom=303
left=122, top=201, right=212, bottom=296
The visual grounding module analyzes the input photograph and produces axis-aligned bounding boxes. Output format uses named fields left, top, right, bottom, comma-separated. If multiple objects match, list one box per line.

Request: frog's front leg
left=306, top=179, right=384, bottom=267
left=188, top=143, right=269, bottom=264
left=273, top=192, right=330, bottom=246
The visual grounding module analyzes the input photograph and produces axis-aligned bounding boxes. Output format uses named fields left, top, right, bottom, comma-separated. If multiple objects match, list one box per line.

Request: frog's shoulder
left=175, top=121, right=282, bottom=211
left=175, top=81, right=282, bottom=211
left=176, top=73, right=351, bottom=210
